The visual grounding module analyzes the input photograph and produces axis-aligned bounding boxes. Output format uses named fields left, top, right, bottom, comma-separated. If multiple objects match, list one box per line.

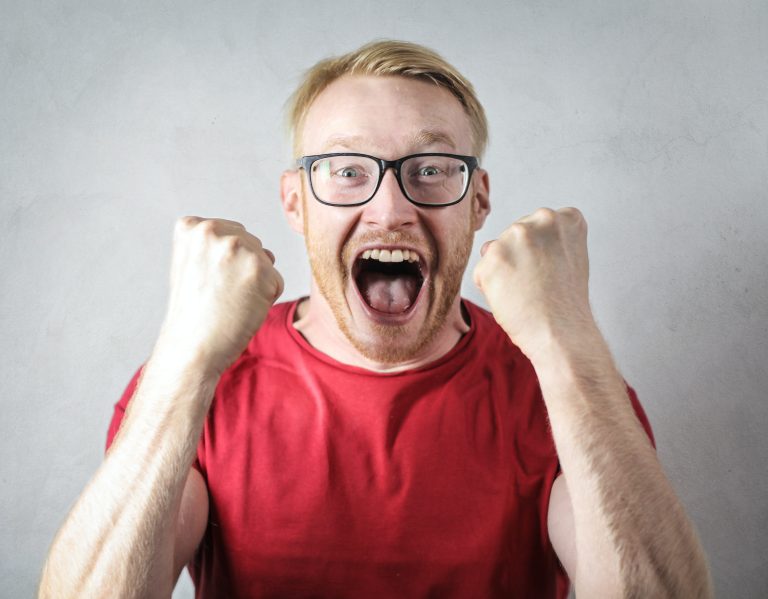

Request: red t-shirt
left=107, top=299, right=654, bottom=599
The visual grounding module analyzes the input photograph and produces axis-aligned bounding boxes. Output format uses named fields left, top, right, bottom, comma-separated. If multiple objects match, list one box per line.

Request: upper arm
left=172, top=468, right=209, bottom=584
left=548, top=474, right=577, bottom=584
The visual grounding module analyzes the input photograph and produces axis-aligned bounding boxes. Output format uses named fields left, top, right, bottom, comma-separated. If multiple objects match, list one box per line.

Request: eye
left=336, top=167, right=360, bottom=178
left=417, top=165, right=442, bottom=177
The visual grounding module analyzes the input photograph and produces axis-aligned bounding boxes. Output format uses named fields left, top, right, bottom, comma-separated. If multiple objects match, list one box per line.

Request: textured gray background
left=2, top=1, right=766, bottom=597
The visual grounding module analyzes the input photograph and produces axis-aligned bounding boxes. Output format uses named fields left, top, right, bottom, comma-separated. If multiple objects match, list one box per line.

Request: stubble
left=303, top=196, right=476, bottom=364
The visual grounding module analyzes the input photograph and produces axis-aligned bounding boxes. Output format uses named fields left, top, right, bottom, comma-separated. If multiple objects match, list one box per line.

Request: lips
left=352, top=246, right=427, bottom=316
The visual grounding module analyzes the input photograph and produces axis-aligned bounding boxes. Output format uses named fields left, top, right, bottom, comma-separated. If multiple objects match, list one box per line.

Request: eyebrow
left=409, top=129, right=457, bottom=150
left=320, top=129, right=458, bottom=154
left=321, top=135, right=368, bottom=153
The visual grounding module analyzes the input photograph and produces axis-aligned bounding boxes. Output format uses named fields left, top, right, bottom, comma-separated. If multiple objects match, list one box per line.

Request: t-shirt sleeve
left=105, top=366, right=205, bottom=475
left=105, top=366, right=144, bottom=451
left=627, top=384, right=656, bottom=448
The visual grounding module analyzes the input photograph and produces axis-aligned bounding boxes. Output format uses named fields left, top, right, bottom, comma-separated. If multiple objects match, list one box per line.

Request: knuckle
left=485, top=240, right=503, bottom=257
left=197, top=219, right=218, bottom=236
left=175, top=216, right=200, bottom=236
left=534, top=207, right=556, bottom=223
left=273, top=270, right=285, bottom=300
left=560, top=206, right=587, bottom=234
left=262, top=248, right=276, bottom=264
left=180, top=215, right=200, bottom=227
left=561, top=206, right=585, bottom=222
left=506, top=222, right=529, bottom=240
left=222, top=235, right=241, bottom=255
left=483, top=239, right=508, bottom=263
left=560, top=205, right=581, bottom=217
left=244, top=250, right=262, bottom=273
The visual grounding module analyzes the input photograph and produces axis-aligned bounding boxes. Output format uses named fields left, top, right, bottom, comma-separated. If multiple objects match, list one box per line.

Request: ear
left=280, top=169, right=305, bottom=235
left=470, top=168, right=490, bottom=231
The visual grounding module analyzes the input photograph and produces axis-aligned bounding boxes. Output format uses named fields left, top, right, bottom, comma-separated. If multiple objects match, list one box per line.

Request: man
left=40, top=40, right=712, bottom=598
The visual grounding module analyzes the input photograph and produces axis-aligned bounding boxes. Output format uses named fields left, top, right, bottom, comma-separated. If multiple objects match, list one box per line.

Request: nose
left=361, top=168, right=418, bottom=231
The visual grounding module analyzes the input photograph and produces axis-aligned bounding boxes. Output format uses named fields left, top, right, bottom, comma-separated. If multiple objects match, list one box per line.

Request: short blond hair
left=286, top=40, right=488, bottom=160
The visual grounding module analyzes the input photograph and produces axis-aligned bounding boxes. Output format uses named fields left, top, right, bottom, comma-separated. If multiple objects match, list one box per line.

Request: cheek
left=305, top=204, right=362, bottom=259
left=431, top=210, right=475, bottom=254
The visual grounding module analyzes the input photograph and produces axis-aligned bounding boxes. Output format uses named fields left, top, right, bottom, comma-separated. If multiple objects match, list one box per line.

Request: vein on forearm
left=87, top=414, right=191, bottom=594
left=533, top=333, right=712, bottom=598
left=40, top=362, right=214, bottom=599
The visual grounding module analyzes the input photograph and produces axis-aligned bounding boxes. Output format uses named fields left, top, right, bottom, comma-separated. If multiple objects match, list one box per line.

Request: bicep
left=548, top=473, right=577, bottom=583
left=172, top=468, right=209, bottom=583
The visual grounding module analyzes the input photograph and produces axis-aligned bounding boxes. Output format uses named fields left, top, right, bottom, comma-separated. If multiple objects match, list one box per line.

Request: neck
left=292, top=283, right=470, bottom=373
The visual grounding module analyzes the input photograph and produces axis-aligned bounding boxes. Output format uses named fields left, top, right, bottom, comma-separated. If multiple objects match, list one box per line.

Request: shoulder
left=261, top=299, right=298, bottom=330
left=463, top=298, right=504, bottom=334
left=243, top=299, right=300, bottom=355
left=462, top=298, right=524, bottom=358
left=458, top=298, right=541, bottom=405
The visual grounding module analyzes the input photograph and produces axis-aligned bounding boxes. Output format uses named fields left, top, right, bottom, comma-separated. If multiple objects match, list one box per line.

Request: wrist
left=515, top=314, right=601, bottom=363
left=138, top=339, right=224, bottom=414
left=521, top=320, right=623, bottom=388
left=151, top=327, right=230, bottom=381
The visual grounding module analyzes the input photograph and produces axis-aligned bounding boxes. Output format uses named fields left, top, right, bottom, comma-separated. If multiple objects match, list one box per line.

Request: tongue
left=358, top=272, right=419, bottom=314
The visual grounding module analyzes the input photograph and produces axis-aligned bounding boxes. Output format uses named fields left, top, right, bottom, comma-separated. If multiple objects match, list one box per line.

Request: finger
left=558, top=206, right=584, bottom=220
left=480, top=239, right=495, bottom=257
left=262, top=248, right=276, bottom=264
left=559, top=207, right=588, bottom=235
left=238, top=231, right=265, bottom=254
left=472, top=264, right=483, bottom=290
left=272, top=268, right=285, bottom=301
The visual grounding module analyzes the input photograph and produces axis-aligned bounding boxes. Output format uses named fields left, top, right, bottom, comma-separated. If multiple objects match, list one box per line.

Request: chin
left=342, top=286, right=439, bottom=364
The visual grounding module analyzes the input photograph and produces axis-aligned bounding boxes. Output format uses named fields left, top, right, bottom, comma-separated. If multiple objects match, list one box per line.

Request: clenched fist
left=473, top=207, right=595, bottom=361
left=155, top=217, right=284, bottom=377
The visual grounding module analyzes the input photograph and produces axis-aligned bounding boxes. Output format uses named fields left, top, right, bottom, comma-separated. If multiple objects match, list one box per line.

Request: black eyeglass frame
left=296, top=152, right=480, bottom=208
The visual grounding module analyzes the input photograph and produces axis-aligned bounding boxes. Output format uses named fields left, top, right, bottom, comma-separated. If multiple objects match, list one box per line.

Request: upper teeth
left=362, top=248, right=419, bottom=263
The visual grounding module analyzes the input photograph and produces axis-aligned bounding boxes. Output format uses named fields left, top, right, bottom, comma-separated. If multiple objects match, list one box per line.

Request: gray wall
left=2, top=1, right=766, bottom=597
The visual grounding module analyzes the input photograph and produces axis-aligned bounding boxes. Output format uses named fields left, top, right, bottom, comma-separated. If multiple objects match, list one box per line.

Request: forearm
left=531, top=325, right=713, bottom=598
left=39, top=351, right=217, bottom=599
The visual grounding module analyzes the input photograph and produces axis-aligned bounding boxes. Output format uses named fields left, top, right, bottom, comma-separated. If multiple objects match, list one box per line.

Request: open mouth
left=352, top=248, right=426, bottom=316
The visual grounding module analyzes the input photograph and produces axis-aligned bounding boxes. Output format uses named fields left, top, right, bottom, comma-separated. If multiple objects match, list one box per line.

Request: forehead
left=300, top=75, right=474, bottom=157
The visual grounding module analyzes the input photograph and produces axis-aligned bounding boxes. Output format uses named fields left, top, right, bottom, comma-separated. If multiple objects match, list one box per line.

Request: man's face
left=287, top=75, right=489, bottom=364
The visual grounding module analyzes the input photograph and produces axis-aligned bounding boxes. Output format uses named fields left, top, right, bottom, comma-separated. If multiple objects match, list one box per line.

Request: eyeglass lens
left=310, top=155, right=469, bottom=206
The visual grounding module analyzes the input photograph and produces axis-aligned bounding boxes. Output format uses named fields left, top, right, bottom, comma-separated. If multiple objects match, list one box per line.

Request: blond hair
left=286, top=40, right=488, bottom=160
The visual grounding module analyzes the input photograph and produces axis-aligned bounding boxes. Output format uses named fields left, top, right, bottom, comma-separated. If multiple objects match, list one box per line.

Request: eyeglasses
left=296, top=152, right=479, bottom=207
